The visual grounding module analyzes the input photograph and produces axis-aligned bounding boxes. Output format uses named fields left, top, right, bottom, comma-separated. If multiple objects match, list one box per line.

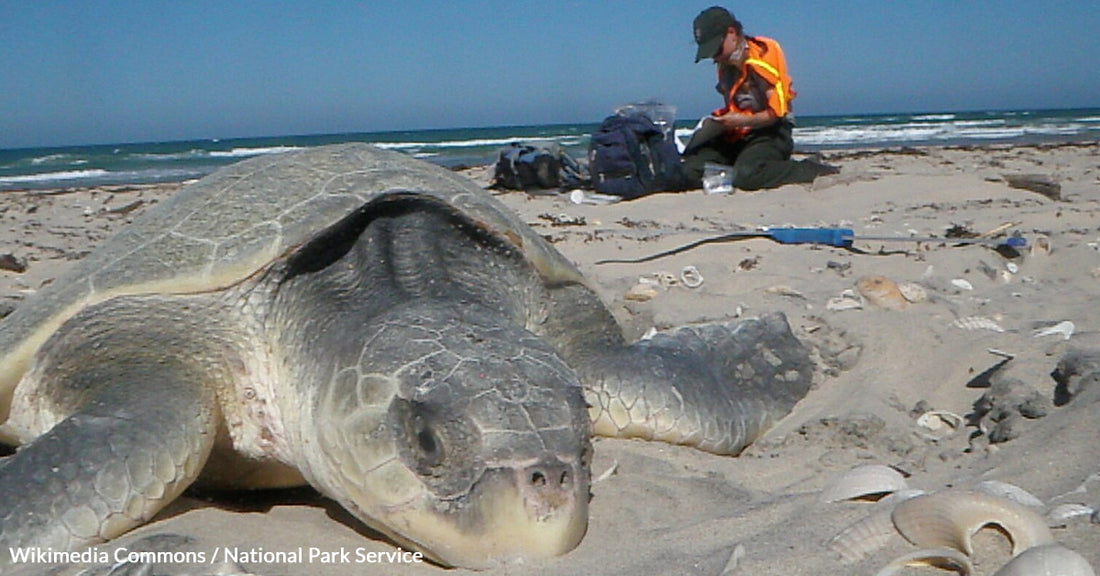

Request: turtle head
left=303, top=307, right=592, bottom=569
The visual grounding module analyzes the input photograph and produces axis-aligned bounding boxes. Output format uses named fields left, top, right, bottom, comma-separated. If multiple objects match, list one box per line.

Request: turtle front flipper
left=0, top=365, right=216, bottom=562
left=579, top=313, right=812, bottom=455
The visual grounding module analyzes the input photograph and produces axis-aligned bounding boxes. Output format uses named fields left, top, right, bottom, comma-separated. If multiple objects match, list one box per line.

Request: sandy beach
left=1, top=142, right=1098, bottom=575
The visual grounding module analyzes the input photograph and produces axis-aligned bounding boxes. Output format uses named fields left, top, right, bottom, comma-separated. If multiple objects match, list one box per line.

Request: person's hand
left=714, top=113, right=747, bottom=130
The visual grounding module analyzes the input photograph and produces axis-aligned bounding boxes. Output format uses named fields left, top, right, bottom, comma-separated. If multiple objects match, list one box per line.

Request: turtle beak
left=387, top=455, right=590, bottom=569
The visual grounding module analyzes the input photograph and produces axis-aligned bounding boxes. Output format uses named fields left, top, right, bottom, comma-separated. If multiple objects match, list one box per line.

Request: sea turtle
left=0, top=143, right=812, bottom=569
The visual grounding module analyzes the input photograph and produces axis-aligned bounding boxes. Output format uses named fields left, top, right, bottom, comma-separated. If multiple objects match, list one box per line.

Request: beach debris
left=990, top=544, right=1095, bottom=576
left=1030, top=234, right=1052, bottom=257
left=654, top=271, right=678, bottom=288
left=537, top=212, right=587, bottom=227
left=719, top=543, right=746, bottom=575
left=898, top=282, right=928, bottom=303
left=1006, top=262, right=1019, bottom=274
left=764, top=285, right=805, bottom=299
left=1046, top=504, right=1096, bottom=527
left=0, top=253, right=27, bottom=273
left=1032, top=320, right=1074, bottom=340
left=873, top=547, right=974, bottom=576
left=915, top=410, right=964, bottom=440
left=827, top=292, right=863, bottom=311
left=593, top=460, right=619, bottom=484
left=820, top=464, right=909, bottom=503
left=624, top=282, right=660, bottom=302
left=105, top=199, right=145, bottom=216
left=829, top=490, right=925, bottom=563
left=856, top=276, right=908, bottom=310
left=951, top=278, right=974, bottom=291
left=568, top=189, right=621, bottom=205
left=680, top=265, right=704, bottom=288
left=975, top=481, right=1045, bottom=509
left=1002, top=173, right=1062, bottom=201
left=952, top=316, right=1005, bottom=333
left=891, top=489, right=1054, bottom=556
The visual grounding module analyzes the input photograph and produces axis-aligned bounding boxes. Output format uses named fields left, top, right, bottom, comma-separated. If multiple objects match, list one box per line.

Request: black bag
left=491, top=143, right=587, bottom=191
left=587, top=113, right=689, bottom=199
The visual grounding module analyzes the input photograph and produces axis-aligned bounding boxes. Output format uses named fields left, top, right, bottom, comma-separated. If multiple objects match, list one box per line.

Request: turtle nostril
left=531, top=470, right=547, bottom=486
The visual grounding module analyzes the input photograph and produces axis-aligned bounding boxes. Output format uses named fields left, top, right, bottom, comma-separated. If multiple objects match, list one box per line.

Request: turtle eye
left=416, top=425, right=445, bottom=468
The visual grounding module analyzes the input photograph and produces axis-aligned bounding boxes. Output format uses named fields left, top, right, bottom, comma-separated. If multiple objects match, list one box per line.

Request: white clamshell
left=991, top=544, right=1095, bottom=576
left=891, top=489, right=1054, bottom=556
left=975, top=480, right=1045, bottom=509
left=821, top=464, right=910, bottom=503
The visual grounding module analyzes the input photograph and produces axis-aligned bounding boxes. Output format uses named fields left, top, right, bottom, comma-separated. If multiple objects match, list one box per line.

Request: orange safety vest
left=713, top=36, right=796, bottom=139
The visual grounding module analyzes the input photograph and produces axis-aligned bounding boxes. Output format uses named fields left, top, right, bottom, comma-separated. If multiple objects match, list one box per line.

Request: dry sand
left=1, top=142, right=1098, bottom=575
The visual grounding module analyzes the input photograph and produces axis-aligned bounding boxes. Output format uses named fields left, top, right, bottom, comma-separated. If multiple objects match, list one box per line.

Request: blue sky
left=2, top=1, right=1097, bottom=149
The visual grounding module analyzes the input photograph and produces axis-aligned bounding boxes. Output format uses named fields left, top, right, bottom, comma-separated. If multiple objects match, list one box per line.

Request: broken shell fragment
left=821, top=465, right=910, bottom=503
left=1029, top=234, right=1052, bottom=257
left=916, top=410, right=964, bottom=440
left=1032, top=320, right=1075, bottom=340
left=624, top=282, right=660, bottom=302
left=874, top=547, right=974, bottom=576
left=898, top=282, right=928, bottom=303
left=827, top=296, right=863, bottom=311
left=1046, top=503, right=1096, bottom=527
left=891, top=489, right=1054, bottom=556
left=951, top=278, right=974, bottom=291
left=829, top=490, right=925, bottom=563
left=952, top=316, right=1006, bottom=333
left=857, top=276, right=908, bottom=310
left=975, top=480, right=1045, bottom=509
left=991, top=544, right=1096, bottom=576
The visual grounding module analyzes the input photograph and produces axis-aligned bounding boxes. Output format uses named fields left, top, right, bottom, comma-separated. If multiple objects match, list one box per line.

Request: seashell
left=856, top=276, right=908, bottom=310
left=975, top=481, right=1045, bottom=508
left=655, top=271, right=679, bottom=288
left=680, top=265, right=704, bottom=288
left=829, top=490, right=925, bottom=563
left=874, top=547, right=974, bottom=576
left=1006, top=262, right=1019, bottom=274
left=952, top=316, right=1005, bottom=332
left=1032, top=320, right=1074, bottom=340
left=951, top=278, right=974, bottom=291
left=624, top=282, right=659, bottom=302
left=593, top=460, right=619, bottom=483
left=991, top=544, right=1096, bottom=576
left=827, top=296, right=863, bottom=311
left=898, top=282, right=928, bottom=303
left=764, top=285, right=805, bottom=299
left=821, top=465, right=910, bottom=503
left=1029, top=234, right=1052, bottom=257
left=1046, top=503, right=1095, bottom=527
left=891, top=489, right=1054, bottom=556
left=916, top=410, right=964, bottom=440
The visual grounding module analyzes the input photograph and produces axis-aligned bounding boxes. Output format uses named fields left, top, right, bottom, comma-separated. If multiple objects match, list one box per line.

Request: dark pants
left=681, top=120, right=833, bottom=191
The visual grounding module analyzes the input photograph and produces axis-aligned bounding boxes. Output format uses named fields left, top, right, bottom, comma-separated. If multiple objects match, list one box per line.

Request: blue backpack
left=588, top=114, right=689, bottom=199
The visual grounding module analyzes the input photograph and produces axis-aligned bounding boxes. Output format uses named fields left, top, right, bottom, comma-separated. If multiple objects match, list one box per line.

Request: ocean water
left=2, top=108, right=1097, bottom=191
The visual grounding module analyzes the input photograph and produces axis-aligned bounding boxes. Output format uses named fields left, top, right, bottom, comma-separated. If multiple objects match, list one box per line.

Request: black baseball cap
left=693, top=7, right=738, bottom=62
